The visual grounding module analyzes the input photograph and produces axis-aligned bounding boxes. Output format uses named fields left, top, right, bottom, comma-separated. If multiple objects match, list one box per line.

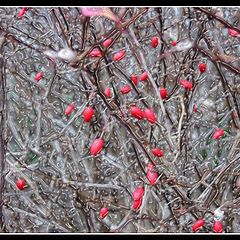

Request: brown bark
left=0, top=34, right=6, bottom=232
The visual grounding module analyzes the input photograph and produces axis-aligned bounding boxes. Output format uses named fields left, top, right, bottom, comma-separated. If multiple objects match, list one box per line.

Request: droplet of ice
left=175, top=39, right=193, bottom=51
left=214, top=208, right=224, bottom=221
left=57, top=48, right=77, bottom=62
left=202, top=99, right=215, bottom=108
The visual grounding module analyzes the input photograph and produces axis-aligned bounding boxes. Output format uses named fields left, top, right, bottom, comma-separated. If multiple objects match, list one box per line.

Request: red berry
left=151, top=36, right=159, bottom=48
left=100, top=207, right=109, bottom=219
left=152, top=148, right=164, bottom=157
left=83, top=107, right=94, bottom=122
left=35, top=71, right=43, bottom=81
left=160, top=88, right=168, bottom=99
left=193, top=104, right=198, bottom=113
left=228, top=28, right=240, bottom=37
left=172, top=41, right=177, bottom=46
left=133, top=198, right=142, bottom=210
left=102, top=38, right=112, bottom=48
left=131, top=74, right=138, bottom=85
left=144, top=108, right=157, bottom=124
left=65, top=104, right=75, bottom=116
left=147, top=169, right=158, bottom=185
left=213, top=221, right=223, bottom=233
left=179, top=80, right=193, bottom=90
left=120, top=84, right=131, bottom=94
left=192, top=219, right=205, bottom=232
left=90, top=138, right=104, bottom=156
left=140, top=71, right=148, bottom=81
left=16, top=178, right=26, bottom=190
left=199, top=63, right=207, bottom=73
left=104, top=87, right=111, bottom=98
left=212, top=128, right=224, bottom=140
left=130, top=106, right=145, bottom=120
left=132, top=187, right=144, bottom=201
left=113, top=50, right=125, bottom=62
left=89, top=48, right=102, bottom=57
left=18, top=7, right=28, bottom=18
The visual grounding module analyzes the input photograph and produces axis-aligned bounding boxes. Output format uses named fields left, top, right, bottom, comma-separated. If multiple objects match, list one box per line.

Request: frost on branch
left=1, top=7, right=240, bottom=233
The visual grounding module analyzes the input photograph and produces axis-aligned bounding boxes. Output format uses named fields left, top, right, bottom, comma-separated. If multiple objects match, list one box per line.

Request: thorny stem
left=0, top=35, right=6, bottom=232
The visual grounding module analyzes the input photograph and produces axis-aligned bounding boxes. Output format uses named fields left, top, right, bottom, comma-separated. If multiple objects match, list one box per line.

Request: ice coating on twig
left=57, top=48, right=77, bottom=62
left=80, top=7, right=119, bottom=22
left=175, top=39, right=193, bottom=51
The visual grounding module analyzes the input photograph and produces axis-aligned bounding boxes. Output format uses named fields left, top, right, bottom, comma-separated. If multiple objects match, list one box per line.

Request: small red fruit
left=199, top=63, right=207, bottom=73
left=228, top=28, right=240, bottom=37
left=113, top=50, right=125, bottom=62
left=100, top=207, right=109, bottom=219
left=133, top=198, right=142, bottom=210
left=16, top=178, right=26, bottom=190
left=192, top=219, right=205, bottom=232
left=89, top=48, right=102, bottom=57
left=35, top=71, right=43, bottom=81
left=213, top=221, right=223, bottom=233
left=90, top=138, right=104, bottom=156
left=212, top=128, right=224, bottom=140
left=131, top=74, right=138, bottom=85
left=104, top=87, right=111, bottom=98
left=18, top=7, right=28, bottom=18
left=140, top=71, right=148, bottom=81
left=65, top=104, right=75, bottom=116
left=152, top=148, right=164, bottom=157
left=172, top=41, right=177, bottom=46
left=144, top=108, right=157, bottom=124
left=151, top=37, right=159, bottom=48
left=102, top=38, right=112, bottom=48
left=193, top=104, right=198, bottom=113
left=130, top=106, right=145, bottom=120
left=147, top=170, right=158, bottom=185
left=160, top=88, right=168, bottom=99
left=132, top=187, right=144, bottom=201
left=179, top=80, right=193, bottom=90
left=83, top=107, right=94, bottom=122
left=120, top=84, right=131, bottom=94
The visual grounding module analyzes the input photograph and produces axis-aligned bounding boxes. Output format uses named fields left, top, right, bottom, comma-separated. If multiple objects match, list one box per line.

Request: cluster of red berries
left=103, top=73, right=167, bottom=98
left=88, top=38, right=125, bottom=62
left=178, top=63, right=206, bottom=91
left=16, top=14, right=228, bottom=234
left=150, top=36, right=177, bottom=48
left=130, top=72, right=148, bottom=85
left=130, top=106, right=157, bottom=124
left=192, top=219, right=223, bottom=233
left=63, top=103, right=105, bottom=157
left=146, top=149, right=164, bottom=185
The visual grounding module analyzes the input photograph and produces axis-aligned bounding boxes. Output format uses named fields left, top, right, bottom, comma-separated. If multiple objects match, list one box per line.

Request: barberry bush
left=0, top=7, right=240, bottom=233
